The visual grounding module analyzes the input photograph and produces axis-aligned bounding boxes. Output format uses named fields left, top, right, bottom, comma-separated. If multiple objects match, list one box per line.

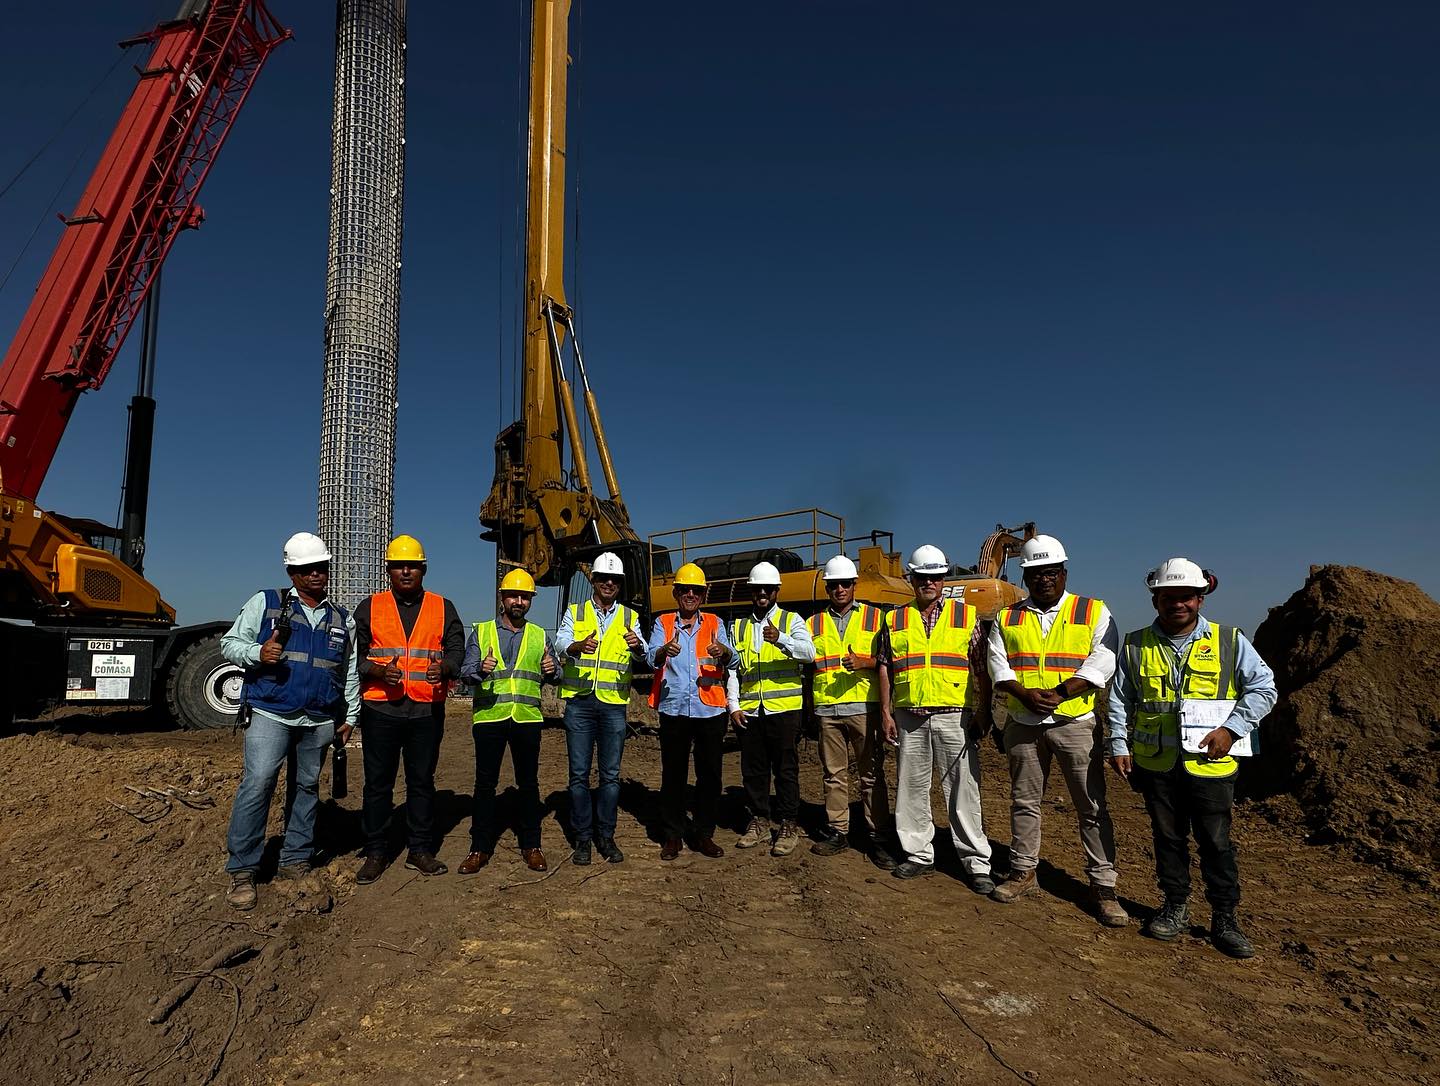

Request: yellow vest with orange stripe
left=886, top=599, right=978, bottom=710
left=362, top=591, right=446, bottom=704
left=808, top=604, right=882, bottom=707
left=996, top=593, right=1103, bottom=718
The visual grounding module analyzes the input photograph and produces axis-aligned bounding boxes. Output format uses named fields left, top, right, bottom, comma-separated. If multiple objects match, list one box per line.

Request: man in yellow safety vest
left=807, top=554, right=894, bottom=869
left=557, top=551, right=645, bottom=866
left=727, top=561, right=815, bottom=857
left=986, top=534, right=1126, bottom=927
left=1108, top=557, right=1276, bottom=958
left=877, top=544, right=994, bottom=891
left=457, top=568, right=558, bottom=876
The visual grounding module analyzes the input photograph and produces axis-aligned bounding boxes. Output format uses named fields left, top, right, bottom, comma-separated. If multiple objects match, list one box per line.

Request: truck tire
left=165, top=632, right=243, bottom=730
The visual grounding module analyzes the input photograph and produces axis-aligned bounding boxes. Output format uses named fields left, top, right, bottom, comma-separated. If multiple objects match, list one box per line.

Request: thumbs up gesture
left=542, top=645, right=558, bottom=678
left=662, top=632, right=682, bottom=659
left=571, top=632, right=599, bottom=656
left=842, top=648, right=858, bottom=672
left=259, top=632, right=284, bottom=666
left=383, top=654, right=403, bottom=684
left=426, top=655, right=445, bottom=684
left=762, top=620, right=781, bottom=644
left=480, top=647, right=498, bottom=678
left=622, top=627, right=643, bottom=652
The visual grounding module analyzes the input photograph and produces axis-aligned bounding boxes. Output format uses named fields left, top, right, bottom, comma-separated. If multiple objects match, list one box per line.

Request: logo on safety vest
left=1195, top=643, right=1213, bottom=656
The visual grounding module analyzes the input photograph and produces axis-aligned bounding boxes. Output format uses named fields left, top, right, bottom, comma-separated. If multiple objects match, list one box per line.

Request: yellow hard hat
left=673, top=562, right=707, bottom=588
left=385, top=534, right=426, bottom=562
left=499, top=568, right=537, bottom=594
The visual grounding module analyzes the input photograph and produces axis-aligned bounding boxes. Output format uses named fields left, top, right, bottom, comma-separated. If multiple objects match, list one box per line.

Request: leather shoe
left=457, top=850, right=492, bottom=876
left=522, top=848, right=548, bottom=872
left=595, top=837, right=625, bottom=864
left=356, top=854, right=387, bottom=884
left=692, top=836, right=724, bottom=858
left=404, top=850, right=448, bottom=876
left=660, top=838, right=683, bottom=861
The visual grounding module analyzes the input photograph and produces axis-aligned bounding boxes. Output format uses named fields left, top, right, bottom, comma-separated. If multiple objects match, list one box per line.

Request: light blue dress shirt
left=646, top=611, right=737, bottom=719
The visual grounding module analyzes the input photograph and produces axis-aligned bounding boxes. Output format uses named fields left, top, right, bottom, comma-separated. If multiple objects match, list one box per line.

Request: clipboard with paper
left=1179, top=699, right=1255, bottom=757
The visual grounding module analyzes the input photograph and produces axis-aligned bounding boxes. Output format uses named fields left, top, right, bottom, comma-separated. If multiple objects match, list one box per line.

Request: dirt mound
left=1250, top=564, right=1440, bottom=882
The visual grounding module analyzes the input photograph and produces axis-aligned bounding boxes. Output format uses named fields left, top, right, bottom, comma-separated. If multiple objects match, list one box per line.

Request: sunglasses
left=827, top=580, right=857, bottom=589
left=1028, top=566, right=1065, bottom=581
left=676, top=586, right=704, bottom=597
left=912, top=572, right=945, bottom=583
left=592, top=574, right=622, bottom=585
left=290, top=563, right=330, bottom=576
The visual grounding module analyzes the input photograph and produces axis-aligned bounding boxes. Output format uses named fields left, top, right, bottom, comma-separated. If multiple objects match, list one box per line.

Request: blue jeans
left=564, top=695, right=626, bottom=842
left=226, top=714, right=335, bottom=873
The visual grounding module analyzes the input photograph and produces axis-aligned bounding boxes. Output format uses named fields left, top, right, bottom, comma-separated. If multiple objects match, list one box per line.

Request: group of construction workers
left=221, top=530, right=1276, bottom=961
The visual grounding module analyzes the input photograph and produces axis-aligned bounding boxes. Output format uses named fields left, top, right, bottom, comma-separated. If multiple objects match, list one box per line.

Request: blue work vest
left=245, top=589, right=349, bottom=722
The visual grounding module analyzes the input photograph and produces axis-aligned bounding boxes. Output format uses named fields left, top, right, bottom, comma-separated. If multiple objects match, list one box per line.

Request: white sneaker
left=736, top=818, right=771, bottom=849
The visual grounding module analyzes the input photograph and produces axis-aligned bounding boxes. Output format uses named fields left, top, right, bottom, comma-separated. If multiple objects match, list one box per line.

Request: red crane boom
left=0, top=0, right=289, bottom=501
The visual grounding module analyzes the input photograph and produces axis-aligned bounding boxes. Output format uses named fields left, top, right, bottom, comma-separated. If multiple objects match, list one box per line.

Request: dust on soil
left=1250, top=565, right=1440, bottom=884
left=1, top=698, right=1436, bottom=1085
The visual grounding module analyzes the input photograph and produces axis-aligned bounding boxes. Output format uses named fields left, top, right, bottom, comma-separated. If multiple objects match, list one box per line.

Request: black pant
left=471, top=720, right=543, bottom=852
left=1137, top=763, right=1240, bottom=909
left=739, top=708, right=801, bottom=823
left=658, top=712, right=728, bottom=840
left=360, top=708, right=444, bottom=856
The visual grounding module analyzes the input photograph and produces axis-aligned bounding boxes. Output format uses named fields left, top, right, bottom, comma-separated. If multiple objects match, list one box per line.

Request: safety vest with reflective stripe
left=997, top=594, right=1102, bottom=718
left=245, top=589, right=349, bottom=722
left=471, top=620, right=546, bottom=724
left=649, top=612, right=728, bottom=709
left=560, top=600, right=637, bottom=704
left=362, top=591, right=446, bottom=704
left=808, top=604, right=882, bottom=707
left=1125, top=622, right=1241, bottom=778
left=733, top=609, right=803, bottom=713
left=887, top=599, right=978, bottom=710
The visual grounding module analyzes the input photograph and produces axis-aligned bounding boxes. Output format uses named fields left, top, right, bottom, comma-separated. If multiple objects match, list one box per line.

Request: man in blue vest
left=1108, top=558, right=1277, bottom=958
left=221, top=532, right=359, bottom=911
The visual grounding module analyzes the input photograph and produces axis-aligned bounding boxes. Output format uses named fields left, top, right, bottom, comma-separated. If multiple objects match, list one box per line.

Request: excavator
left=479, top=0, right=1032, bottom=628
left=0, top=1, right=289, bottom=729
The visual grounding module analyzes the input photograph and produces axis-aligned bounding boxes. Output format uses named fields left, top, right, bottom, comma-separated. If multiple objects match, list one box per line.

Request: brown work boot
left=457, top=851, right=492, bottom=876
left=522, top=848, right=548, bottom=872
left=693, top=836, right=725, bottom=858
left=355, top=855, right=387, bottom=885
left=405, top=850, right=448, bottom=876
left=1093, top=885, right=1129, bottom=927
left=226, top=871, right=257, bottom=911
left=990, top=870, right=1037, bottom=904
left=660, top=838, right=683, bottom=861
left=736, top=817, right=771, bottom=849
left=771, top=821, right=801, bottom=857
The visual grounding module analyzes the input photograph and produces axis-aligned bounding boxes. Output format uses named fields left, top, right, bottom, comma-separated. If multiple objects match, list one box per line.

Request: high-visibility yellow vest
left=887, top=599, right=978, bottom=710
left=1124, top=622, right=1241, bottom=778
left=560, top=600, right=637, bottom=705
left=471, top=620, right=545, bottom=724
left=808, top=604, right=882, bottom=707
left=996, top=594, right=1103, bottom=717
left=733, top=609, right=803, bottom=713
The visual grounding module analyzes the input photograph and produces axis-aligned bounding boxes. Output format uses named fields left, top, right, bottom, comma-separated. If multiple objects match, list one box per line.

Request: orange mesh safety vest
left=649, top=611, right=727, bottom=709
left=363, top=591, right=446, bottom=704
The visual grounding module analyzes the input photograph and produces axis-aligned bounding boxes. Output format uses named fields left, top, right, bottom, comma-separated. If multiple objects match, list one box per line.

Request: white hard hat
left=591, top=552, right=624, bottom=576
left=1146, top=557, right=1213, bottom=592
left=906, top=544, right=948, bottom=576
left=1019, top=534, right=1068, bottom=568
left=283, top=532, right=332, bottom=566
left=747, top=561, right=782, bottom=586
left=822, top=554, right=859, bottom=581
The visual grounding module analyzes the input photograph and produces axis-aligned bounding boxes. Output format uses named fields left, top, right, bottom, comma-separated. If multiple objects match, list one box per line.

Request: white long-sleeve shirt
left=985, top=591, right=1117, bottom=725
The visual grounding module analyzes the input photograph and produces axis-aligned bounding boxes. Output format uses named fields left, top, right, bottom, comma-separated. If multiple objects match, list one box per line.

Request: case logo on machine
left=91, top=654, right=136, bottom=677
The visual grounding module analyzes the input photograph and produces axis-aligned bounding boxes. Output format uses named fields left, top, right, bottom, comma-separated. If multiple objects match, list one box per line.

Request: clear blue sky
left=2, top=0, right=1436, bottom=638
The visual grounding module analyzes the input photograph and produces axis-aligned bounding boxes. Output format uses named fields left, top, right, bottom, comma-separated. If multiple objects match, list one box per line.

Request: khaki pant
left=1003, top=717, right=1117, bottom=887
left=817, top=706, right=889, bottom=836
left=895, top=708, right=991, bottom=874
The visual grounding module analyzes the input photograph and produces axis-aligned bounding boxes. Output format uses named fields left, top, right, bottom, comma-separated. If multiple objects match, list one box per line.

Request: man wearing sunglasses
left=878, top=545, right=994, bottom=892
left=557, top=552, right=646, bottom=866
left=987, top=534, right=1125, bottom=927
left=221, top=532, right=359, bottom=911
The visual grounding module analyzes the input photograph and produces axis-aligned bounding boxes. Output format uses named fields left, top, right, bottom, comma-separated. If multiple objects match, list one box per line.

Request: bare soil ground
left=1, top=704, right=1436, bottom=1085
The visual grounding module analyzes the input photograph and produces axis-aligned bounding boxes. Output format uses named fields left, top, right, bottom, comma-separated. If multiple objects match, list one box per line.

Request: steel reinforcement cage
left=317, top=0, right=407, bottom=607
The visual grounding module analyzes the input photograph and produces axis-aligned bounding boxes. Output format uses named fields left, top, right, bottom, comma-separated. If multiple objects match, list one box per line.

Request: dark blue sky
left=2, top=0, right=1436, bottom=636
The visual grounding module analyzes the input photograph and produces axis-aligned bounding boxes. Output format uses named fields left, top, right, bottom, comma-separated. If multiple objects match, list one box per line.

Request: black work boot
left=1145, top=899, right=1191, bottom=941
left=572, top=840, right=593, bottom=866
left=356, top=855, right=387, bottom=885
left=810, top=829, right=848, bottom=857
left=1210, top=911, right=1255, bottom=959
left=595, top=837, right=625, bottom=864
